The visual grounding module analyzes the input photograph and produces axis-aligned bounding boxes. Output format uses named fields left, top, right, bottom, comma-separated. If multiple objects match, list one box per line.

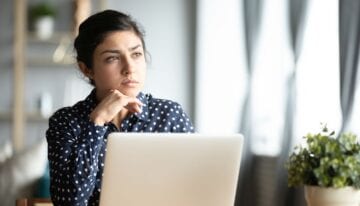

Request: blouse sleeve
left=46, top=108, right=107, bottom=205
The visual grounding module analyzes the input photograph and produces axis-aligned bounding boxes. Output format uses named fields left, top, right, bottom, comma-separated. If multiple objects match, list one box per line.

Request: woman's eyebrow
left=100, top=50, right=121, bottom=55
left=100, top=45, right=142, bottom=55
left=129, top=44, right=142, bottom=51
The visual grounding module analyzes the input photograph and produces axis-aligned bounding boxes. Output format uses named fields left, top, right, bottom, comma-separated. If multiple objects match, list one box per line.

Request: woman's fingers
left=124, top=102, right=142, bottom=114
left=115, top=90, right=143, bottom=113
left=90, top=89, right=144, bottom=125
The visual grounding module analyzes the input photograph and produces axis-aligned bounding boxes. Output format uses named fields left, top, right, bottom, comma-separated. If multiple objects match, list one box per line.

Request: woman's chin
left=119, top=89, right=140, bottom=97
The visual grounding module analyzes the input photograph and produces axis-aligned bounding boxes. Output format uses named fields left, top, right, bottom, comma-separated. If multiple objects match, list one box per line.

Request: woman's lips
left=121, top=79, right=139, bottom=87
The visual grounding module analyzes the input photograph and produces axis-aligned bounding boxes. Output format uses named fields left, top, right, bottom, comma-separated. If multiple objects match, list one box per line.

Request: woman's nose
left=121, top=56, right=135, bottom=75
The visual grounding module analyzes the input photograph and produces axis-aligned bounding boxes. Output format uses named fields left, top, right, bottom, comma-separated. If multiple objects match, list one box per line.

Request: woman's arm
left=46, top=108, right=107, bottom=205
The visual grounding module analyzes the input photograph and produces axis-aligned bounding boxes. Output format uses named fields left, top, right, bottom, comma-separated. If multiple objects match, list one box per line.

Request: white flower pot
left=34, top=16, right=54, bottom=40
left=305, top=185, right=360, bottom=206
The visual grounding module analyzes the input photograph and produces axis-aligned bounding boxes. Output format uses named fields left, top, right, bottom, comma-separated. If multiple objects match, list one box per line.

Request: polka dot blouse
left=46, top=89, right=195, bottom=206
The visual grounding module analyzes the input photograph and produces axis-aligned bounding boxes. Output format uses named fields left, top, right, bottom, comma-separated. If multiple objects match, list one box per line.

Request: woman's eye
left=105, top=56, right=119, bottom=63
left=132, top=52, right=143, bottom=58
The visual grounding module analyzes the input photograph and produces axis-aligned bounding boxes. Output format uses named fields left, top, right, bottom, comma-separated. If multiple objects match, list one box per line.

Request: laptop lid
left=99, top=133, right=243, bottom=206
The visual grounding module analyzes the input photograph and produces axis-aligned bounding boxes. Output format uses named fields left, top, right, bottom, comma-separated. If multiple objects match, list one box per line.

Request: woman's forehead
left=96, top=31, right=143, bottom=52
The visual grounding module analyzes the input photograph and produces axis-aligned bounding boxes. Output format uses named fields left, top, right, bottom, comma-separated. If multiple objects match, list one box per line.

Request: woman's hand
left=89, top=90, right=143, bottom=126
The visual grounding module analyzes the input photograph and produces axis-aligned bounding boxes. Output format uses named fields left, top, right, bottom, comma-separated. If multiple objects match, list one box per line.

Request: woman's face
left=90, top=30, right=146, bottom=98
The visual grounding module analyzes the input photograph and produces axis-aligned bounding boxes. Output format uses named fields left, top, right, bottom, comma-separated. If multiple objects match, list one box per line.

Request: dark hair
left=74, top=10, right=146, bottom=83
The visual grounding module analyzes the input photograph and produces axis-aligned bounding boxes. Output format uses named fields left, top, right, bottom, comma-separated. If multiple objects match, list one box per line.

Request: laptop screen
left=99, top=133, right=243, bottom=206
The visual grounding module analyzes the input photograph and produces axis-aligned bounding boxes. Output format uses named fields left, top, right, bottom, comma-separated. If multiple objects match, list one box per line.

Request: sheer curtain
left=195, top=0, right=247, bottom=134
left=195, top=0, right=357, bottom=205
left=275, top=0, right=308, bottom=205
left=249, top=0, right=293, bottom=156
left=293, top=0, right=341, bottom=144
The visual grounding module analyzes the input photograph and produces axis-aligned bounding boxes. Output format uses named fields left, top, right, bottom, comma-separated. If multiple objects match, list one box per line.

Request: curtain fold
left=274, top=0, right=308, bottom=206
left=235, top=0, right=263, bottom=205
left=289, top=0, right=308, bottom=62
left=339, top=0, right=360, bottom=132
left=243, top=0, right=263, bottom=72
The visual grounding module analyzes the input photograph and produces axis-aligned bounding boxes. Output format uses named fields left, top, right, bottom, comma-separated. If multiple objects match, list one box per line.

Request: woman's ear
left=78, top=62, right=94, bottom=79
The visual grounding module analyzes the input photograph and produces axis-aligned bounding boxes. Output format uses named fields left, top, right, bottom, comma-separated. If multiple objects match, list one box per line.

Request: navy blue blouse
left=46, top=90, right=194, bottom=206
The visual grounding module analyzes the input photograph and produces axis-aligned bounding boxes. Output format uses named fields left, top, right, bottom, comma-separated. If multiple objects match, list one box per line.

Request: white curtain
left=195, top=0, right=341, bottom=154
left=195, top=0, right=350, bottom=205
left=293, top=0, right=341, bottom=145
left=249, top=0, right=292, bottom=156
left=195, top=0, right=248, bottom=134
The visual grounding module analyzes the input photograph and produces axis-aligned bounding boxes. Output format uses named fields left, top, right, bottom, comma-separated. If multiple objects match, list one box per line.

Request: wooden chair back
left=16, top=198, right=53, bottom=206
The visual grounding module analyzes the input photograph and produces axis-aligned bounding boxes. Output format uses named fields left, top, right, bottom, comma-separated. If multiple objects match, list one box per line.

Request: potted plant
left=286, top=125, right=360, bottom=206
left=29, top=2, right=56, bottom=40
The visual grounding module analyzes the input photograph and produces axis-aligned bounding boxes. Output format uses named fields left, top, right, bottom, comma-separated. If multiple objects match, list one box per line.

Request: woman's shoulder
left=50, top=90, right=96, bottom=120
left=51, top=106, right=72, bottom=117
left=49, top=98, right=91, bottom=122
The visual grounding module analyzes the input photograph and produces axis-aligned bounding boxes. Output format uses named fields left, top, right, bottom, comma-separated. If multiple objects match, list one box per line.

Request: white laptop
left=99, top=133, right=243, bottom=206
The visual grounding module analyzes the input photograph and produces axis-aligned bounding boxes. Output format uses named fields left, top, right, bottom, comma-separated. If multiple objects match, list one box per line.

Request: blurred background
left=1, top=0, right=360, bottom=205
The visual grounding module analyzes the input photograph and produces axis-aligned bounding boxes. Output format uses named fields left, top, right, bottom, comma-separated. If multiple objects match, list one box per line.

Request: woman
left=46, top=10, right=194, bottom=206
